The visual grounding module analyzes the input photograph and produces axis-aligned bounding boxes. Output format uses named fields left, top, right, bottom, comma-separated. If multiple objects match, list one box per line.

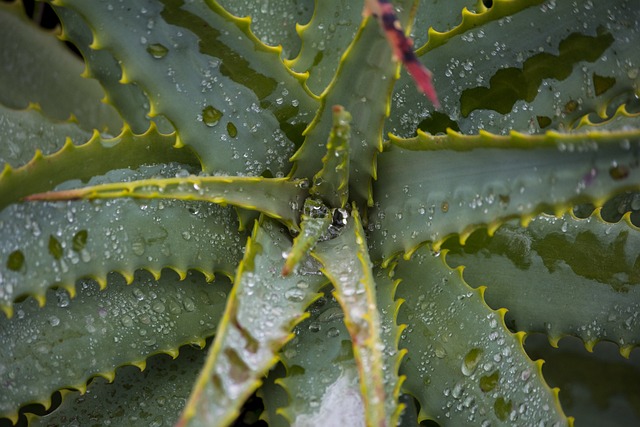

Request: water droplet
left=308, top=321, right=321, bottom=332
left=326, top=327, right=340, bottom=338
left=462, top=348, right=483, bottom=376
left=202, top=106, right=223, bottom=127
left=434, top=342, right=447, bottom=358
left=479, top=371, right=499, bottom=392
left=131, top=237, right=145, bottom=256
left=318, top=306, right=344, bottom=322
left=72, top=230, right=88, bottom=252
left=48, top=235, right=63, bottom=260
left=285, top=287, right=305, bottom=302
left=132, top=288, right=145, bottom=301
left=227, top=122, right=238, bottom=138
left=147, top=43, right=168, bottom=59
left=152, top=300, right=166, bottom=313
left=183, top=297, right=196, bottom=312
left=7, top=250, right=24, bottom=271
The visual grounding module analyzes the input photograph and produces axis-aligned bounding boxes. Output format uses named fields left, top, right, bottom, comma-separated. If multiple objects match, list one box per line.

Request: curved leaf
left=0, top=2, right=121, bottom=132
left=0, top=104, right=91, bottom=169
left=27, top=175, right=309, bottom=230
left=55, top=0, right=316, bottom=176
left=444, top=210, right=640, bottom=354
left=310, top=105, right=351, bottom=209
left=276, top=291, right=364, bottom=426
left=0, top=125, right=197, bottom=210
left=30, top=344, right=208, bottom=427
left=368, top=127, right=640, bottom=261
left=177, top=218, right=326, bottom=427
left=293, top=0, right=417, bottom=206
left=388, top=0, right=640, bottom=137
left=395, top=247, right=569, bottom=425
left=55, top=6, right=174, bottom=135
left=216, top=0, right=313, bottom=59
left=0, top=269, right=231, bottom=422
left=525, top=334, right=640, bottom=427
left=313, top=208, right=393, bottom=426
left=0, top=164, right=246, bottom=316
left=286, top=0, right=362, bottom=95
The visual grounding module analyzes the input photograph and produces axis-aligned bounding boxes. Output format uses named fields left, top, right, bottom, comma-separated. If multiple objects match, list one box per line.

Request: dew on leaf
left=308, top=321, right=321, bottom=332
left=326, top=327, right=340, bottom=338
left=183, top=297, right=196, bottom=312
left=72, top=230, right=88, bottom=252
left=48, top=235, right=63, bottom=260
left=284, top=287, right=305, bottom=302
left=434, top=342, right=447, bottom=359
left=609, top=163, right=630, bottom=180
left=7, top=250, right=25, bottom=271
left=479, top=371, right=500, bottom=392
left=131, top=237, right=146, bottom=256
left=146, top=43, right=168, bottom=59
left=462, top=348, right=483, bottom=376
left=494, top=397, right=513, bottom=421
left=152, top=300, right=166, bottom=313
left=227, top=122, right=238, bottom=138
left=202, top=105, right=223, bottom=127
left=592, top=73, right=616, bottom=96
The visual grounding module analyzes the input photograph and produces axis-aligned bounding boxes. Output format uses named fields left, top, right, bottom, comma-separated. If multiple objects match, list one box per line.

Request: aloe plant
left=1, top=0, right=640, bottom=425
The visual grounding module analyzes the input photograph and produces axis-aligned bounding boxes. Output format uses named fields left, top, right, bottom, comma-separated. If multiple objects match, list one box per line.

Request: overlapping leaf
left=368, top=126, right=640, bottom=261
left=30, top=344, right=208, bottom=427
left=387, top=0, right=640, bottom=137
left=444, top=210, right=640, bottom=354
left=177, top=218, right=326, bottom=427
left=395, top=247, right=569, bottom=425
left=0, top=2, right=120, bottom=132
left=54, top=0, right=317, bottom=176
left=0, top=269, right=231, bottom=422
left=0, top=163, right=246, bottom=316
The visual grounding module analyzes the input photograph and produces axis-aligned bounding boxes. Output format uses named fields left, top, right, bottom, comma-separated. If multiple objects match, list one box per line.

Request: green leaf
left=55, top=6, right=174, bottom=135
left=411, top=0, right=484, bottom=47
left=55, top=0, right=317, bottom=176
left=0, top=104, right=91, bottom=168
left=444, top=210, right=640, bottom=354
left=0, top=164, right=246, bottom=316
left=0, top=2, right=121, bottom=132
left=368, top=127, right=640, bottom=261
left=287, top=0, right=361, bottom=95
left=0, top=269, right=231, bottom=422
left=525, top=334, right=640, bottom=427
left=177, top=218, right=326, bottom=427
left=30, top=344, right=208, bottom=427
left=389, top=0, right=640, bottom=137
left=313, top=208, right=393, bottom=427
left=276, top=291, right=363, bottom=425
left=0, top=125, right=197, bottom=210
left=27, top=175, right=308, bottom=230
left=258, top=362, right=290, bottom=427
left=282, top=199, right=332, bottom=276
left=394, top=247, right=569, bottom=425
left=216, top=0, right=312, bottom=59
left=310, top=105, right=351, bottom=209
left=293, top=0, right=417, bottom=206
left=374, top=269, right=409, bottom=426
